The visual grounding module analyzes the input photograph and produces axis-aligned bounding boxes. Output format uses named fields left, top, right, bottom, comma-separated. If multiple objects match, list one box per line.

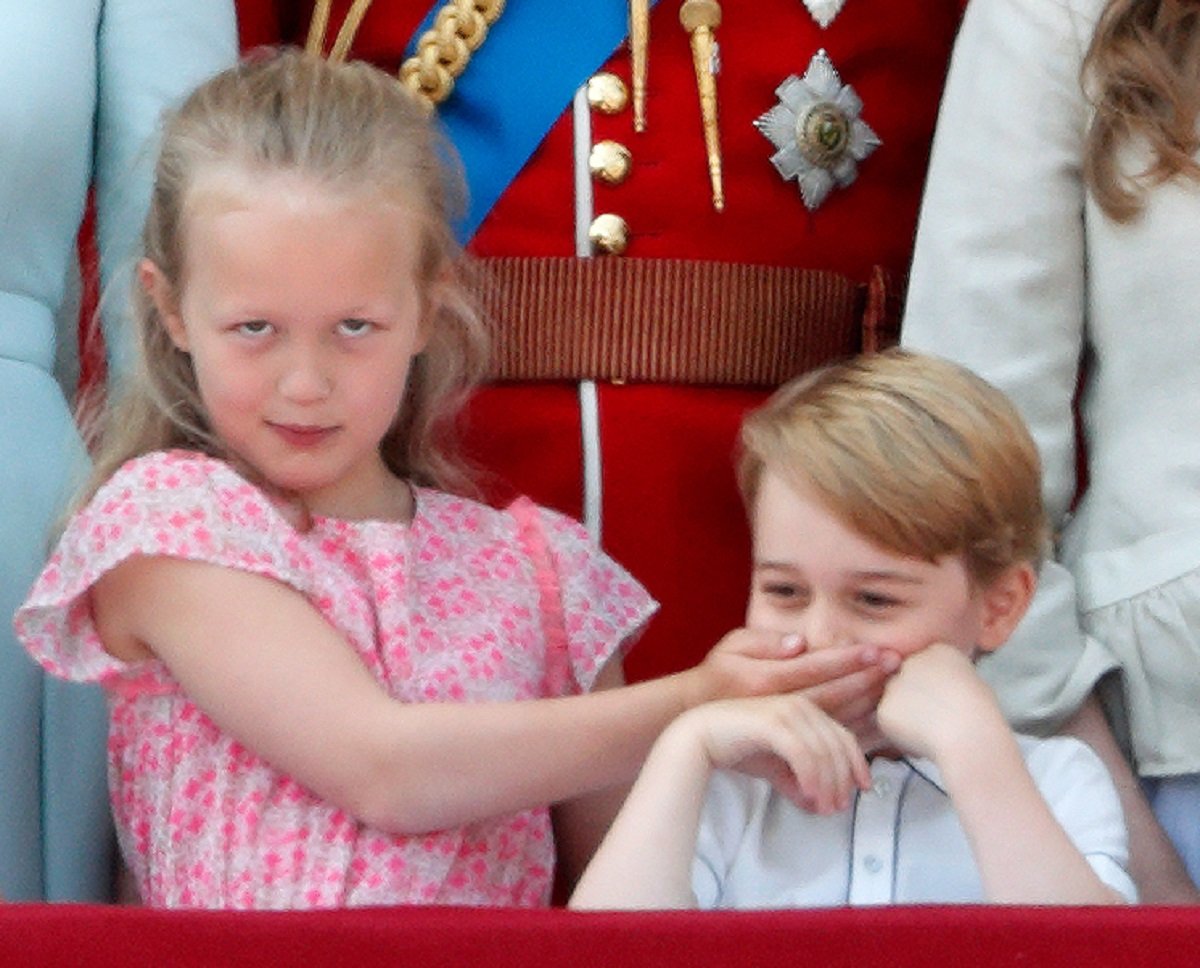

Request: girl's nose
left=278, top=348, right=333, bottom=402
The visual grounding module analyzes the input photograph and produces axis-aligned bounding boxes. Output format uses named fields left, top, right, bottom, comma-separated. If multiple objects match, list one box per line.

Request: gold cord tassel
left=306, top=0, right=373, bottom=59
left=306, top=0, right=333, bottom=54
left=680, top=0, right=724, bottom=211
left=630, top=0, right=650, bottom=132
left=328, top=0, right=376, bottom=62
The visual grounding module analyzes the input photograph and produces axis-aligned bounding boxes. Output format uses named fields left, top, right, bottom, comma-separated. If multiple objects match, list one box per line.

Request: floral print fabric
left=16, top=450, right=656, bottom=908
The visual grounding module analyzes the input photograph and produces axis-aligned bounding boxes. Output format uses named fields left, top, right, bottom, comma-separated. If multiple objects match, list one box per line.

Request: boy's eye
left=855, top=590, right=902, bottom=611
left=236, top=320, right=273, bottom=337
left=337, top=317, right=374, bottom=337
left=761, top=582, right=805, bottom=604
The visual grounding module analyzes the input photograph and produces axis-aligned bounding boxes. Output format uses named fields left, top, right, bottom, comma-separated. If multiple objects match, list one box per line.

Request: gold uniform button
left=586, top=72, right=629, bottom=114
left=589, top=140, right=633, bottom=185
left=588, top=213, right=630, bottom=255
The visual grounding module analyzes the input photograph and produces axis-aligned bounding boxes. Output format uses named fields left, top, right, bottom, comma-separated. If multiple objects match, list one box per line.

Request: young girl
left=571, top=350, right=1134, bottom=909
left=13, top=49, right=891, bottom=910
left=903, top=0, right=1200, bottom=900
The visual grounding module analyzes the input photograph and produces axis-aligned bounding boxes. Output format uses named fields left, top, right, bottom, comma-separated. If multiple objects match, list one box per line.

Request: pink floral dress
left=15, top=450, right=656, bottom=908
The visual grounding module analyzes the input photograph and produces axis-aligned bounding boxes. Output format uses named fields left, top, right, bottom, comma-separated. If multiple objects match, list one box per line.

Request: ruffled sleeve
left=529, top=504, right=658, bottom=694
left=14, top=450, right=315, bottom=693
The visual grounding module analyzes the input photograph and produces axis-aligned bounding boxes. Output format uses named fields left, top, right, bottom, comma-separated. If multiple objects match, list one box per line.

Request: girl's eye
left=338, top=317, right=374, bottom=337
left=236, top=320, right=273, bottom=337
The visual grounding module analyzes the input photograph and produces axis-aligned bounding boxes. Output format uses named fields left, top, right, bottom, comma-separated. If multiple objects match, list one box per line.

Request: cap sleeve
left=535, top=505, right=658, bottom=693
left=15, top=450, right=315, bottom=691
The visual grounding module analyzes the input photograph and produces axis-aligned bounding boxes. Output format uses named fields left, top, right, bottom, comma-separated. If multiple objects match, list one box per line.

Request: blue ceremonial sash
left=405, top=1, right=660, bottom=242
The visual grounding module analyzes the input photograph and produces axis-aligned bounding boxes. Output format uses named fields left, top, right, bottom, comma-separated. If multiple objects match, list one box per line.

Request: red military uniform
left=235, top=1, right=963, bottom=681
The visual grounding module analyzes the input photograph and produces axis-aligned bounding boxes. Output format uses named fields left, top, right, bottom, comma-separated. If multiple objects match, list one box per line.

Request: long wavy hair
left=79, top=48, right=489, bottom=510
left=1083, top=0, right=1200, bottom=221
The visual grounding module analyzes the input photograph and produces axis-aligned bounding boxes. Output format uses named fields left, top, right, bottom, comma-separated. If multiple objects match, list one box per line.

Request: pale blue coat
left=0, top=0, right=235, bottom=900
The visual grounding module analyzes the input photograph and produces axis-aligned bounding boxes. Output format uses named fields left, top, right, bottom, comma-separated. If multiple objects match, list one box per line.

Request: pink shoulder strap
left=509, top=497, right=576, bottom=697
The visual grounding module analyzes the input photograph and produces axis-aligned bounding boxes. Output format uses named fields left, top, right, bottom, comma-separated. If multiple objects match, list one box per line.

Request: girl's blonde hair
left=1083, top=0, right=1200, bottom=222
left=738, top=349, right=1048, bottom=587
left=82, top=48, right=488, bottom=505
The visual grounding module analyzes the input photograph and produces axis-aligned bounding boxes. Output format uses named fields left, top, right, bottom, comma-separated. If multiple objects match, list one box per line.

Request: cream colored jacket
left=904, top=0, right=1200, bottom=776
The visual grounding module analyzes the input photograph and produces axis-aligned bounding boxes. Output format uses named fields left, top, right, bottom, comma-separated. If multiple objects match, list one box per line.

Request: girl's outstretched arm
left=93, top=556, right=888, bottom=834
left=570, top=694, right=869, bottom=909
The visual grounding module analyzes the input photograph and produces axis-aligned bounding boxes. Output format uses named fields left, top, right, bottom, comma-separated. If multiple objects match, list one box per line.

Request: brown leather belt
left=476, top=256, right=896, bottom=387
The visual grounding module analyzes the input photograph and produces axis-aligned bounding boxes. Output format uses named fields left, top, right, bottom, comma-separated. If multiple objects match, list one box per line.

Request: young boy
left=570, top=350, right=1135, bottom=908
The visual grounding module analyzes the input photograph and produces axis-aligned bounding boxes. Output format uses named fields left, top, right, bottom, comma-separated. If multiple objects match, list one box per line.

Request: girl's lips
left=269, top=422, right=338, bottom=448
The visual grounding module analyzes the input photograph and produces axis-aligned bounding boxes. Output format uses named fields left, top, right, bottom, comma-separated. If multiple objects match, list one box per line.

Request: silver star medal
left=802, top=0, right=848, bottom=29
left=753, top=49, right=881, bottom=212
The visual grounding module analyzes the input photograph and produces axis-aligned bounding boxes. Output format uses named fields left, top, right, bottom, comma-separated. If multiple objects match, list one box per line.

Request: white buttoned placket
left=846, top=758, right=912, bottom=905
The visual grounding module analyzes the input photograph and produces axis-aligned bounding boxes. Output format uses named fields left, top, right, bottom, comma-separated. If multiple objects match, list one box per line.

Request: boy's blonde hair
left=82, top=48, right=488, bottom=504
left=738, top=349, right=1048, bottom=586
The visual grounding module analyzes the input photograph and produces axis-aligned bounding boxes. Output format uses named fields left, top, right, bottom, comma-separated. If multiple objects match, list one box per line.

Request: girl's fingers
left=805, top=666, right=887, bottom=718
left=777, top=648, right=889, bottom=694
left=859, top=645, right=903, bottom=674
left=716, top=629, right=805, bottom=660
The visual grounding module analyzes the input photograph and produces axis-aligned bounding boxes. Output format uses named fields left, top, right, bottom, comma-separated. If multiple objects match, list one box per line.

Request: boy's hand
left=875, top=644, right=1006, bottom=761
left=677, top=694, right=871, bottom=814
left=689, top=629, right=900, bottom=720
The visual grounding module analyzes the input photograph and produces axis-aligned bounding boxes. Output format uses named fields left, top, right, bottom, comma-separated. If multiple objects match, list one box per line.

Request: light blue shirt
left=693, top=735, right=1135, bottom=907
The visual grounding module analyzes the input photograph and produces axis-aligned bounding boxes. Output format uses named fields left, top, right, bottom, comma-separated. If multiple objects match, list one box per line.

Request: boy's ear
left=138, top=258, right=188, bottom=352
left=976, top=562, right=1037, bottom=653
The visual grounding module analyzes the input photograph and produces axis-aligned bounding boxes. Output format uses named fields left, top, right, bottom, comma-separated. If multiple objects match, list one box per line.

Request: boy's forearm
left=936, top=724, right=1122, bottom=905
left=570, top=718, right=712, bottom=909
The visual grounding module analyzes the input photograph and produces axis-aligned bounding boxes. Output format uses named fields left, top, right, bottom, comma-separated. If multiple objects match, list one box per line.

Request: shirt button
left=872, top=778, right=892, bottom=797
left=863, top=855, right=883, bottom=874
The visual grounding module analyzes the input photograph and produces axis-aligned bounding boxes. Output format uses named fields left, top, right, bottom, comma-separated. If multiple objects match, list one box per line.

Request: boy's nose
left=798, top=602, right=846, bottom=652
